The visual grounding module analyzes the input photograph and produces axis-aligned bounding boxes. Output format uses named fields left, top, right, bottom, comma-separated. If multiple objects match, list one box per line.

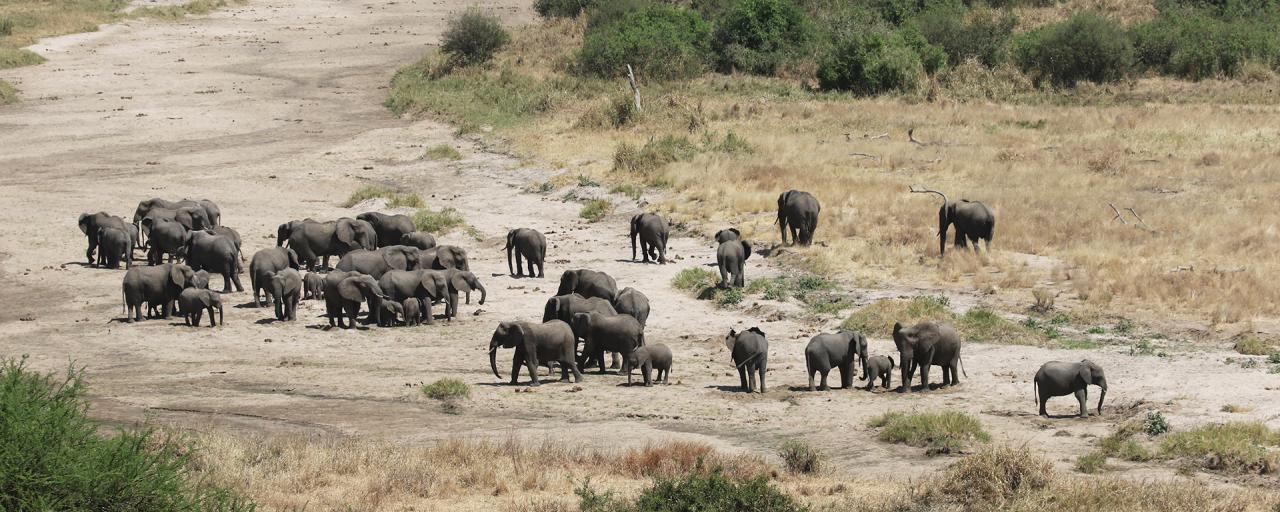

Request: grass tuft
left=777, top=440, right=822, bottom=474
left=421, top=378, right=470, bottom=401
left=1074, top=452, right=1107, bottom=473
left=672, top=267, right=717, bottom=293
left=0, top=80, right=16, bottom=105
left=423, top=144, right=462, bottom=160
left=0, top=48, right=45, bottom=69
left=578, top=199, right=614, bottom=222
left=1158, top=422, right=1280, bottom=474
left=413, top=207, right=466, bottom=233
left=1234, top=337, right=1275, bottom=356
left=344, top=185, right=422, bottom=208
left=869, top=411, right=991, bottom=455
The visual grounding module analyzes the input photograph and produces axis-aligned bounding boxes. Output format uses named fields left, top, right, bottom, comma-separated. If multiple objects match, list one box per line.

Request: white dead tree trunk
left=627, top=64, right=641, bottom=112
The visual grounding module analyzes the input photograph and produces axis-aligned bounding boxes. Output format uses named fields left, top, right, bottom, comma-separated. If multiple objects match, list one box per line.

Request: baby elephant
left=303, top=272, right=325, bottom=300
left=402, top=298, right=421, bottom=326
left=178, top=288, right=224, bottom=327
left=623, top=344, right=673, bottom=387
left=862, top=355, right=895, bottom=391
left=379, top=301, right=404, bottom=327
left=1035, top=360, right=1107, bottom=418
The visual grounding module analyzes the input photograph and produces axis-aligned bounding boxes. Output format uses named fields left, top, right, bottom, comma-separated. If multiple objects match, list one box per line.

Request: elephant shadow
left=614, top=258, right=660, bottom=265
left=255, top=318, right=281, bottom=325
left=705, top=385, right=760, bottom=394
left=233, top=302, right=263, bottom=309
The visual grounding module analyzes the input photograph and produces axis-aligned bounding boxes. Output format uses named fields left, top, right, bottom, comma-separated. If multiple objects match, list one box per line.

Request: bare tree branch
left=849, top=152, right=879, bottom=160
left=1108, top=203, right=1128, bottom=224
left=908, top=128, right=928, bottom=146
left=908, top=185, right=948, bottom=204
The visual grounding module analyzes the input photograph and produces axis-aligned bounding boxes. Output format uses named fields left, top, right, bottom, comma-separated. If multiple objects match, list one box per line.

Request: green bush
left=778, top=440, right=823, bottom=474
left=1131, top=9, right=1280, bottom=80
left=714, top=288, right=746, bottom=307
left=587, top=0, right=654, bottom=28
left=613, top=135, right=701, bottom=174
left=441, top=8, right=510, bottom=67
left=915, top=4, right=1016, bottom=66
left=0, top=18, right=13, bottom=37
left=0, top=48, right=46, bottom=70
left=422, top=378, right=471, bottom=401
left=413, top=207, right=466, bottom=233
left=629, top=469, right=805, bottom=512
left=1158, top=422, right=1279, bottom=473
left=1075, top=452, right=1107, bottom=473
left=578, top=4, right=713, bottom=80
left=1013, top=11, right=1134, bottom=86
left=0, top=79, right=18, bottom=105
left=0, top=358, right=253, bottom=511
left=1143, top=411, right=1170, bottom=436
left=817, top=25, right=933, bottom=94
left=579, top=199, right=615, bottom=222
left=423, top=144, right=462, bottom=160
left=711, top=0, right=814, bottom=75
left=869, top=411, right=991, bottom=455
left=536, top=0, right=597, bottom=18
left=672, top=267, right=718, bottom=292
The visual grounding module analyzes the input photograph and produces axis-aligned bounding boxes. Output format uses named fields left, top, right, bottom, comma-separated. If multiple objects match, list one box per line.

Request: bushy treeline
left=533, top=0, right=1280, bottom=94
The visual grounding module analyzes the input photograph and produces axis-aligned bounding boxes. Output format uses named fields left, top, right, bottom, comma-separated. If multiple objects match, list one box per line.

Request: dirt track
left=1, top=0, right=1278, bottom=493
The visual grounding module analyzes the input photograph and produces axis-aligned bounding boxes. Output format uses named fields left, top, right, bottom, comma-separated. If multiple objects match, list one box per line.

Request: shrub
left=387, top=193, right=425, bottom=209
left=578, top=4, right=713, bottom=80
left=1131, top=10, right=1280, bottom=80
left=1159, top=422, right=1279, bottom=473
left=423, top=144, right=462, bottom=160
left=579, top=199, right=615, bottom=222
left=714, top=288, right=746, bottom=307
left=840, top=295, right=952, bottom=337
left=1143, top=411, right=1170, bottom=436
left=706, top=130, right=755, bottom=154
left=1234, top=337, right=1274, bottom=355
left=0, top=18, right=12, bottom=37
left=869, top=411, right=991, bottom=455
left=916, top=4, right=1016, bottom=67
left=0, top=48, right=46, bottom=70
left=672, top=267, right=718, bottom=292
left=0, top=358, right=253, bottom=511
left=1075, top=452, right=1107, bottom=473
left=610, top=184, right=643, bottom=200
left=629, top=469, right=805, bottom=512
left=926, top=445, right=1053, bottom=505
left=587, top=0, right=654, bottom=28
left=344, top=184, right=422, bottom=208
left=536, top=0, right=597, bottom=18
left=777, top=440, right=822, bottom=474
left=422, top=378, right=471, bottom=401
left=413, top=207, right=466, bottom=232
left=711, top=0, right=814, bottom=75
left=441, top=8, right=510, bottom=67
left=613, top=135, right=701, bottom=174
left=1013, top=11, right=1134, bottom=86
left=817, top=26, right=931, bottom=94
left=0, top=80, right=17, bottom=106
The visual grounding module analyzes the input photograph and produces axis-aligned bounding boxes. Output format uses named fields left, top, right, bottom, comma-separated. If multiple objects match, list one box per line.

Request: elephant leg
left=919, top=363, right=932, bottom=392
left=610, top=352, right=621, bottom=370
left=735, top=264, right=744, bottom=288
left=1038, top=388, right=1049, bottom=417
left=1075, top=388, right=1088, bottom=417
left=718, top=265, right=729, bottom=288
left=747, top=364, right=758, bottom=393
left=536, top=260, right=544, bottom=278
left=525, top=355, right=540, bottom=387
left=882, top=375, right=891, bottom=389
left=839, top=364, right=850, bottom=389
left=207, top=307, right=217, bottom=327
left=568, top=360, right=583, bottom=383
left=514, top=252, right=525, bottom=277
left=738, top=366, right=748, bottom=391
left=86, top=240, right=97, bottom=265
left=807, top=368, right=816, bottom=391
left=230, top=269, right=244, bottom=292
left=950, top=361, right=961, bottom=386
left=757, top=363, right=767, bottom=394
left=941, top=366, right=952, bottom=386
left=422, top=299, right=433, bottom=325
left=595, top=350, right=609, bottom=373
left=899, top=361, right=911, bottom=393
left=643, top=362, right=653, bottom=387
left=510, top=352, right=523, bottom=385
left=819, top=370, right=829, bottom=391
left=657, top=244, right=666, bottom=265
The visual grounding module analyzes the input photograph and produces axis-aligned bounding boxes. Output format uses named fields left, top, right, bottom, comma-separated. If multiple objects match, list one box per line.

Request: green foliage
left=0, top=357, right=254, bottom=511
left=711, top=0, right=814, bottom=75
left=579, top=199, right=615, bottom=222
left=610, top=183, right=644, bottom=200
left=386, top=62, right=583, bottom=130
left=702, top=130, right=755, bottom=154
left=816, top=19, right=938, bottom=94
left=1131, top=8, right=1280, bottom=80
left=628, top=470, right=806, bottom=512
left=413, top=207, right=466, bottom=233
left=1013, top=11, right=1134, bottom=86
left=536, top=0, right=597, bottom=18
left=578, top=175, right=602, bottom=187
left=421, top=378, right=471, bottom=401
left=915, top=4, right=1016, bottom=66
left=578, top=4, right=713, bottom=80
left=956, top=307, right=1046, bottom=345
left=1233, top=337, right=1275, bottom=355
left=0, top=48, right=45, bottom=70
left=1075, top=452, right=1107, bottom=473
left=613, top=135, right=701, bottom=174
left=0, top=79, right=16, bottom=105
left=869, top=411, right=992, bottom=456
left=1159, top=422, right=1279, bottom=473
left=0, top=18, right=12, bottom=37
left=672, top=267, right=718, bottom=292
left=440, top=8, right=510, bottom=67
left=423, top=144, right=462, bottom=160
left=714, top=288, right=746, bottom=307
left=840, top=295, right=950, bottom=337
left=1143, top=411, right=1171, bottom=436
left=343, top=185, right=422, bottom=208
left=777, top=440, right=823, bottom=474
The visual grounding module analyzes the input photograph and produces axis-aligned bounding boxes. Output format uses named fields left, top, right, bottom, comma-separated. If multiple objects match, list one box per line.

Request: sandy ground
left=1, top=0, right=1278, bottom=496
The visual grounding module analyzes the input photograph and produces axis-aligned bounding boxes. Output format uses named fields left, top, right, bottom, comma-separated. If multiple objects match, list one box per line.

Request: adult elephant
left=142, top=206, right=212, bottom=234
left=544, top=293, right=620, bottom=369
left=278, top=218, right=375, bottom=270
left=133, top=198, right=220, bottom=242
left=1035, top=360, right=1107, bottom=418
left=910, top=186, right=995, bottom=257
left=444, top=269, right=486, bottom=315
left=323, top=271, right=386, bottom=329
left=97, top=227, right=134, bottom=269
left=777, top=189, right=820, bottom=246
left=400, top=232, right=437, bottom=250
left=490, top=320, right=582, bottom=386
left=893, top=321, right=965, bottom=393
left=505, top=228, right=546, bottom=278
left=335, top=245, right=423, bottom=279
left=183, top=230, right=244, bottom=293
left=716, top=240, right=752, bottom=288
left=612, top=287, right=650, bottom=327
left=556, top=269, right=617, bottom=302
left=145, top=217, right=189, bottom=265
left=630, top=213, right=669, bottom=264
left=357, top=212, right=416, bottom=248
left=249, top=246, right=300, bottom=307
left=572, top=312, right=645, bottom=374
left=423, top=245, right=470, bottom=271
left=121, top=262, right=197, bottom=322
left=725, top=327, right=768, bottom=393
left=804, top=331, right=868, bottom=391
left=378, top=269, right=452, bottom=324
left=78, top=212, right=133, bottom=266
left=205, top=226, right=243, bottom=260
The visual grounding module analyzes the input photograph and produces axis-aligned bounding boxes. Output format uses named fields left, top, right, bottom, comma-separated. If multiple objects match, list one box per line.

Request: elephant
left=205, top=226, right=243, bottom=260
left=630, top=213, right=669, bottom=264
left=714, top=228, right=741, bottom=244
left=556, top=269, right=618, bottom=302
left=277, top=218, right=375, bottom=270
left=121, top=263, right=196, bottom=322
left=303, top=272, right=325, bottom=300
left=544, top=293, right=619, bottom=367
left=183, top=230, right=244, bottom=293
left=863, top=355, right=895, bottom=391
left=378, top=301, right=404, bottom=327
left=142, top=206, right=212, bottom=235
left=377, top=269, right=452, bottom=324
left=269, top=268, right=302, bottom=321
left=716, top=240, right=752, bottom=288
left=145, top=217, right=189, bottom=265
left=133, top=198, right=219, bottom=245
left=78, top=212, right=134, bottom=266
left=402, top=298, right=421, bottom=326
left=1035, top=360, right=1107, bottom=418
left=357, top=212, right=416, bottom=248
left=444, top=269, right=486, bottom=315
left=323, top=271, right=386, bottom=329
left=178, top=288, right=223, bottom=327
left=622, top=343, right=672, bottom=387
left=612, top=287, right=650, bottom=327
left=96, top=227, right=134, bottom=269
left=249, top=246, right=301, bottom=307
left=725, top=327, right=768, bottom=393
left=777, top=190, right=820, bottom=246
left=490, top=320, right=582, bottom=386
left=571, top=312, right=645, bottom=374
left=912, top=187, right=995, bottom=257
left=335, top=245, right=423, bottom=279
left=423, top=244, right=470, bottom=271
left=893, top=321, right=965, bottom=393
left=804, top=330, right=868, bottom=391
left=400, top=232, right=437, bottom=250
left=191, top=270, right=211, bottom=290
left=505, top=228, right=547, bottom=278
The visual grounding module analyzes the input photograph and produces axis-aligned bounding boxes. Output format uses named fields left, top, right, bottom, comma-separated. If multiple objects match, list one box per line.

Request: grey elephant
left=544, top=293, right=620, bottom=368
left=323, top=271, right=386, bottom=329
left=335, top=245, right=423, bottom=279
left=378, top=269, right=451, bottom=324
left=121, top=263, right=196, bottom=322
left=556, top=269, right=618, bottom=302
left=716, top=240, right=752, bottom=288
left=630, top=213, right=669, bottom=264
left=205, top=226, right=243, bottom=260
left=863, top=355, right=895, bottom=391
left=777, top=190, right=820, bottom=246
left=303, top=272, right=325, bottom=300
left=804, top=330, right=868, bottom=391
left=145, top=217, right=189, bottom=265
left=893, top=321, right=965, bottom=393
left=1035, top=360, right=1107, bottom=418
left=402, top=298, right=422, bottom=326
left=78, top=212, right=134, bottom=266
left=378, top=301, right=404, bottom=327
left=444, top=269, right=486, bottom=315
left=572, top=312, right=645, bottom=374
left=191, top=270, right=211, bottom=290
left=490, top=320, right=583, bottom=386
left=623, top=343, right=672, bottom=387
left=278, top=218, right=375, bottom=270
left=357, top=212, right=416, bottom=248
left=612, top=287, right=650, bottom=327
left=269, top=268, right=302, bottom=321
left=506, top=228, right=546, bottom=278
left=249, top=246, right=301, bottom=307
left=96, top=227, right=134, bottom=269
left=714, top=228, right=741, bottom=244
left=178, top=288, right=223, bottom=327
left=725, top=327, right=768, bottom=393
left=400, top=232, right=437, bottom=250
left=142, top=206, right=212, bottom=234
left=183, top=230, right=244, bottom=293
left=911, top=186, right=995, bottom=257
left=133, top=198, right=220, bottom=230
left=423, top=244, right=470, bottom=271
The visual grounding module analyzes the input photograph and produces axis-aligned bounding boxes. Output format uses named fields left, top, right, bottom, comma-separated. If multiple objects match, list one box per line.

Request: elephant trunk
left=1097, top=379, right=1107, bottom=414
left=489, top=343, right=502, bottom=380
left=476, top=281, right=487, bottom=305
left=218, top=304, right=225, bottom=326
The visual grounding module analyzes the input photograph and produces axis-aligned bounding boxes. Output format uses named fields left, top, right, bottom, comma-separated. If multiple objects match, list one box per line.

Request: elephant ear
left=543, top=298, right=559, bottom=322
left=382, top=249, right=406, bottom=270
left=729, top=227, right=740, bottom=237
left=286, top=248, right=301, bottom=269
left=1078, top=365, right=1094, bottom=386
left=168, top=264, right=187, bottom=288
left=448, top=270, right=473, bottom=293
left=506, top=229, right=517, bottom=249
left=724, top=329, right=737, bottom=351
left=78, top=214, right=92, bottom=235
left=741, top=241, right=753, bottom=261
left=337, top=278, right=365, bottom=302
left=336, top=220, right=355, bottom=245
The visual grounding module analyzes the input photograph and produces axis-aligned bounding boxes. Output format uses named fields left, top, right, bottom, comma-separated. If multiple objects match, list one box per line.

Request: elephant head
left=839, top=330, right=868, bottom=376
left=277, top=222, right=293, bottom=247
left=556, top=270, right=581, bottom=297
left=714, top=228, right=741, bottom=244
left=338, top=218, right=377, bottom=251
left=168, top=263, right=196, bottom=291
left=447, top=269, right=486, bottom=305
left=133, top=198, right=170, bottom=225
left=1078, top=359, right=1107, bottom=414
left=191, top=290, right=225, bottom=325
left=77, top=213, right=97, bottom=235
left=176, top=206, right=210, bottom=231
left=382, top=246, right=422, bottom=271
left=892, top=321, right=917, bottom=364
left=433, top=245, right=470, bottom=271
left=192, top=270, right=211, bottom=289
left=490, top=321, right=528, bottom=379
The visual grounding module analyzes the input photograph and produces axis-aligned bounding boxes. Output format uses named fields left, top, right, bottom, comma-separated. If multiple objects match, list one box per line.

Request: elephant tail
left=1033, top=378, right=1038, bottom=409
left=959, top=355, right=967, bottom=378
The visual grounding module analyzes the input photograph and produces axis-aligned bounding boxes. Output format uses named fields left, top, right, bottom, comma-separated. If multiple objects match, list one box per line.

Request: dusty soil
left=1, top=0, right=1277, bottom=499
